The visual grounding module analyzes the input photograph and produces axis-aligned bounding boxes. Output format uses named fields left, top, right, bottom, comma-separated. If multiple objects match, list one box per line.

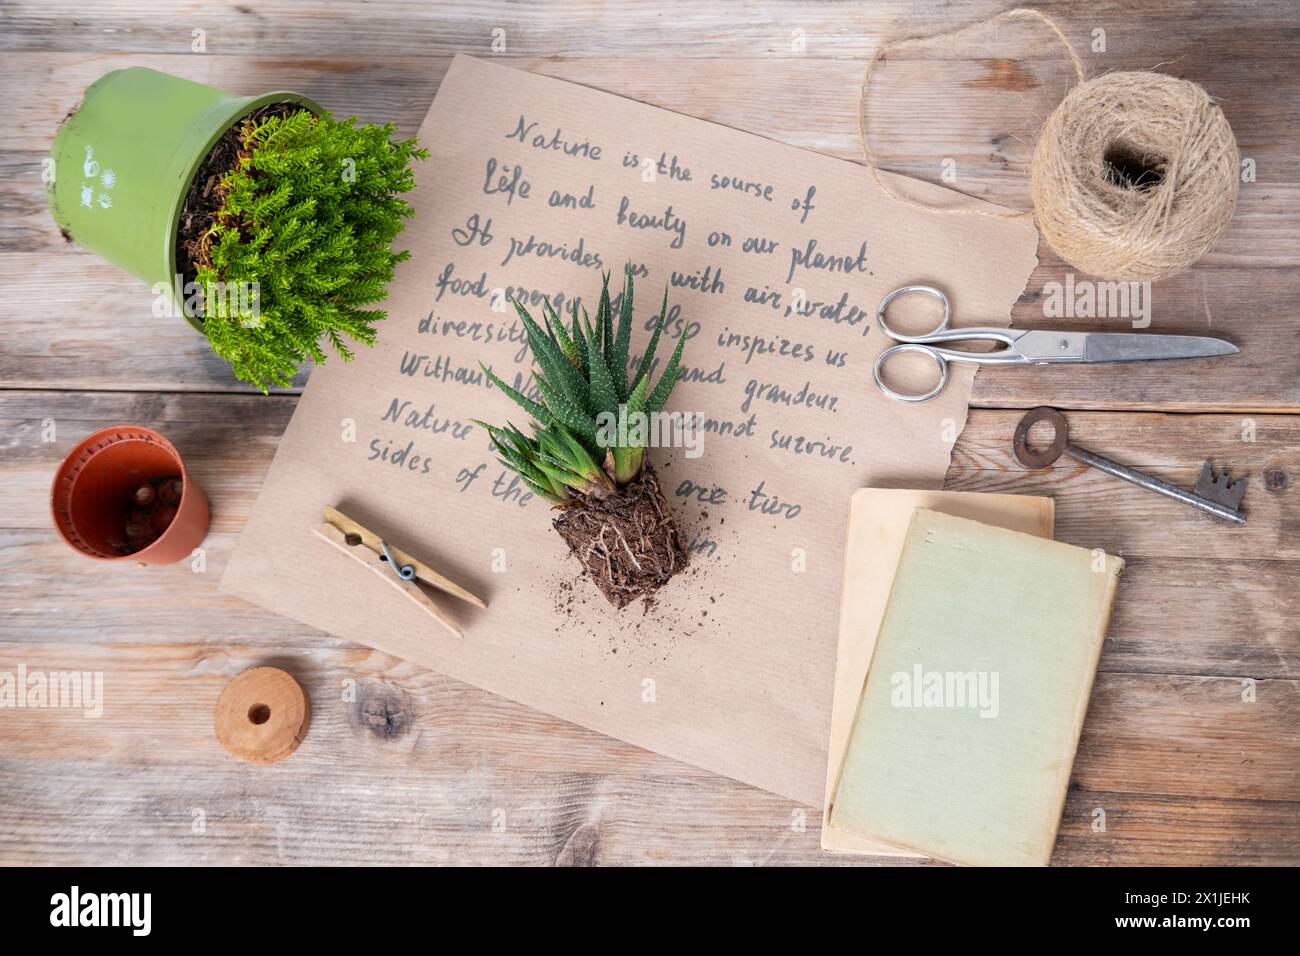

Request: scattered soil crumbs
left=174, top=102, right=302, bottom=290
left=548, top=470, right=740, bottom=666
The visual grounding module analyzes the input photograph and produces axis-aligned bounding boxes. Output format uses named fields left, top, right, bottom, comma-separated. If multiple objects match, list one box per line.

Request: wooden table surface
left=2, top=0, right=1297, bottom=866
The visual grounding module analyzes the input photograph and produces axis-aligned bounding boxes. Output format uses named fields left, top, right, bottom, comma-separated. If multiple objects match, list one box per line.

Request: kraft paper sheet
left=222, top=55, right=1038, bottom=804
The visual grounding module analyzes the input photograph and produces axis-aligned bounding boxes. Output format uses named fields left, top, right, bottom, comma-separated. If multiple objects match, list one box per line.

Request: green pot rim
left=165, top=90, right=323, bottom=333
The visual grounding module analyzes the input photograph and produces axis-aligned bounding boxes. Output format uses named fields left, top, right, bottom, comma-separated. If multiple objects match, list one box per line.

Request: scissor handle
left=876, top=284, right=951, bottom=341
left=873, top=283, right=1027, bottom=402
left=874, top=344, right=948, bottom=402
left=873, top=285, right=951, bottom=402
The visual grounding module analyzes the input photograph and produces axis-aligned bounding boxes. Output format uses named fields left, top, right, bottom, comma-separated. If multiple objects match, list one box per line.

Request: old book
left=828, top=509, right=1124, bottom=866
left=822, top=489, right=1054, bottom=855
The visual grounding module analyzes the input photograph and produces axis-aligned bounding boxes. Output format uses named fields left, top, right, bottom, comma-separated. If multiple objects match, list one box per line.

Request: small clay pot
left=51, top=425, right=210, bottom=564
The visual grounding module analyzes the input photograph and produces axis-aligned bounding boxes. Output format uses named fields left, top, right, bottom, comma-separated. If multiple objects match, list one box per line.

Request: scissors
left=872, top=284, right=1240, bottom=403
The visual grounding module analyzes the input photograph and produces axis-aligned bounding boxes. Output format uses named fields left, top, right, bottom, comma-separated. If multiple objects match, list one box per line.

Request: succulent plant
left=475, top=268, right=687, bottom=504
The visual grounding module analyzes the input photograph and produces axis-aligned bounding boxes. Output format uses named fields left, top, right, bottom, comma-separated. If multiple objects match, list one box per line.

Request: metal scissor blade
left=1081, top=333, right=1239, bottom=363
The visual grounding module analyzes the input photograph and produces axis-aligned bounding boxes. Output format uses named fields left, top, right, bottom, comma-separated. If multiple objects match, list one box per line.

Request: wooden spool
left=214, top=667, right=310, bottom=764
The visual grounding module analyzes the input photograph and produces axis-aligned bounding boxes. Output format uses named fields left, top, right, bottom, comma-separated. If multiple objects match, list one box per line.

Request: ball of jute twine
left=1030, top=71, right=1238, bottom=281
left=859, top=8, right=1239, bottom=282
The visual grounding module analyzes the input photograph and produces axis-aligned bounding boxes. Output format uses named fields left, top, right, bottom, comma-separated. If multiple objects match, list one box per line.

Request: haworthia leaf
left=518, top=472, right=564, bottom=504
left=557, top=423, right=590, bottom=461
left=610, top=375, right=652, bottom=483
left=611, top=446, right=634, bottom=482
left=538, top=426, right=596, bottom=478
left=480, top=363, right=553, bottom=427
left=534, top=375, right=598, bottom=446
left=544, top=298, right=580, bottom=369
left=484, top=433, right=549, bottom=487
left=471, top=419, right=507, bottom=450
left=586, top=335, right=621, bottom=421
left=555, top=423, right=608, bottom=483
left=596, top=272, right=613, bottom=362
left=632, top=285, right=670, bottom=391
left=583, top=306, right=602, bottom=364
left=571, top=302, right=589, bottom=377
left=534, top=458, right=581, bottom=485
left=497, top=451, right=550, bottom=491
left=485, top=423, right=536, bottom=470
left=534, top=426, right=562, bottom=456
left=477, top=423, right=547, bottom=485
left=625, top=371, right=650, bottom=419
left=503, top=422, right=537, bottom=457
left=646, top=322, right=689, bottom=415
left=511, top=296, right=591, bottom=415
left=613, top=267, right=633, bottom=402
left=508, top=456, right=567, bottom=499
left=611, top=445, right=645, bottom=485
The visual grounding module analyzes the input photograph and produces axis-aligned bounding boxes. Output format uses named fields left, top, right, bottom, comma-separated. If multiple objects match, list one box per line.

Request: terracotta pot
left=51, top=425, right=210, bottom=564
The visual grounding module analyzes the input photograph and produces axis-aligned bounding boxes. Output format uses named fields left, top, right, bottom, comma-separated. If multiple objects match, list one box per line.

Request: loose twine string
left=857, top=7, right=1239, bottom=280
left=857, top=7, right=1084, bottom=219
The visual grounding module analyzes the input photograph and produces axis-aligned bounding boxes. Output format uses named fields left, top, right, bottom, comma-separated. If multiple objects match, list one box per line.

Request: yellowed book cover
left=823, top=489, right=1054, bottom=855
left=828, top=509, right=1123, bottom=866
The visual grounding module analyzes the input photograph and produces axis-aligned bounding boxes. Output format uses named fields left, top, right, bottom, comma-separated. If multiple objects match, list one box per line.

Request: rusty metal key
left=1013, top=407, right=1247, bottom=526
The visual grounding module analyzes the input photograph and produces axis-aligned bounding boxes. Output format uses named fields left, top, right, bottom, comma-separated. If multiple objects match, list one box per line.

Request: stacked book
left=823, top=491, right=1123, bottom=866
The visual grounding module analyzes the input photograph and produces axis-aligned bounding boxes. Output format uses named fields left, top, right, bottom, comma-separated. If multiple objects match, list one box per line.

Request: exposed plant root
left=552, top=465, right=688, bottom=609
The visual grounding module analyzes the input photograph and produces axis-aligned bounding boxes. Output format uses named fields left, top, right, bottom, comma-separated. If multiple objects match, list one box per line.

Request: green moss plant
left=194, top=108, right=426, bottom=390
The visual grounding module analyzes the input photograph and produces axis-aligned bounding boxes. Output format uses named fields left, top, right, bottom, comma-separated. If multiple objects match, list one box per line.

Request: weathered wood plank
left=0, top=644, right=1274, bottom=803
left=0, top=642, right=1294, bottom=864
left=9, top=528, right=1293, bottom=679
left=948, top=409, right=1300, bottom=562
left=1052, top=790, right=1300, bottom=866
left=6, top=48, right=1298, bottom=174
left=4, top=751, right=1292, bottom=865
left=975, top=265, right=1300, bottom=412
left=0, top=0, right=1119, bottom=57
left=3, top=0, right=1298, bottom=868
left=5, top=0, right=1300, bottom=59
left=2, top=642, right=1289, bottom=868
left=2, top=46, right=1294, bottom=403
left=1099, top=555, right=1300, bottom=680
left=6, top=240, right=1293, bottom=405
left=6, top=47, right=1295, bottom=218
left=9, top=395, right=1294, bottom=561
left=3, top=394, right=1297, bottom=681
left=1075, top=673, right=1299, bottom=803
left=0, top=253, right=312, bottom=393
left=7, top=50, right=1297, bottom=171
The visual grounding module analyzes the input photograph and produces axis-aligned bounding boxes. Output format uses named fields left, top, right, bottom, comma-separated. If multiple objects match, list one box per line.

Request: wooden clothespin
left=313, top=505, right=486, bottom=638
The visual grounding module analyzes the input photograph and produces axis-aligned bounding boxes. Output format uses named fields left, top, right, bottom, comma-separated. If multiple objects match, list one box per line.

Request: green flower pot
left=47, top=68, right=321, bottom=332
